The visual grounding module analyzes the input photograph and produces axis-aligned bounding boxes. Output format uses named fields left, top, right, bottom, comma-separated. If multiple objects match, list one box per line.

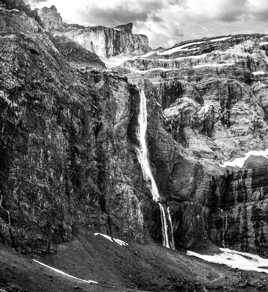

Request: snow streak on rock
left=33, top=260, right=98, bottom=284
left=94, top=233, right=128, bottom=247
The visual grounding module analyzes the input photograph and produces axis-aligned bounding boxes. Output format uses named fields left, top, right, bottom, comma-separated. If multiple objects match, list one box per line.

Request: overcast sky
left=27, top=0, right=268, bottom=48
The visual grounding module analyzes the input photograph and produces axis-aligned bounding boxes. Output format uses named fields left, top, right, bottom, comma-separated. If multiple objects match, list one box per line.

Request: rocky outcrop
left=52, top=35, right=106, bottom=69
left=37, top=6, right=150, bottom=60
left=115, top=23, right=133, bottom=34
left=37, top=5, right=63, bottom=31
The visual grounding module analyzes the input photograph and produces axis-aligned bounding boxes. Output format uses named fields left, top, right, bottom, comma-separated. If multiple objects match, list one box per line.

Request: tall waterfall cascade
left=136, top=89, right=175, bottom=249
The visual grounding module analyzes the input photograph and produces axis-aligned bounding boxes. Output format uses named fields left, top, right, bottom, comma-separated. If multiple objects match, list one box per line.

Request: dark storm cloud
left=79, top=0, right=164, bottom=26
left=82, top=8, right=148, bottom=26
left=251, top=9, right=268, bottom=21
left=151, top=15, right=163, bottom=23
left=217, top=0, right=247, bottom=22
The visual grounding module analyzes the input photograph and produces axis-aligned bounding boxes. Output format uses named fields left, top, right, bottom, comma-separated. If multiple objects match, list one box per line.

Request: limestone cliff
left=37, top=6, right=150, bottom=60
left=121, top=34, right=268, bottom=255
left=0, top=5, right=148, bottom=254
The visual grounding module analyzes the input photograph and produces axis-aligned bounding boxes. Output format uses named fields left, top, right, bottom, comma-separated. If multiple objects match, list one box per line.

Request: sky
left=27, top=0, right=268, bottom=48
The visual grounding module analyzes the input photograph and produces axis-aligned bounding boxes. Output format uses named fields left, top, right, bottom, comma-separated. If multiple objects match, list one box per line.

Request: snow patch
left=94, top=233, right=128, bottom=246
left=187, top=248, right=268, bottom=274
left=159, top=53, right=209, bottom=62
left=194, top=62, right=234, bottom=69
left=159, top=37, right=231, bottom=56
left=199, top=104, right=212, bottom=115
left=129, top=67, right=175, bottom=74
left=105, top=55, right=138, bottom=68
left=252, top=71, right=266, bottom=76
left=159, top=41, right=204, bottom=56
left=139, top=51, right=157, bottom=58
left=33, top=260, right=98, bottom=284
left=209, top=37, right=232, bottom=43
left=260, top=42, right=268, bottom=46
left=10, top=9, right=20, bottom=13
left=220, top=149, right=268, bottom=168
left=137, top=53, right=209, bottom=64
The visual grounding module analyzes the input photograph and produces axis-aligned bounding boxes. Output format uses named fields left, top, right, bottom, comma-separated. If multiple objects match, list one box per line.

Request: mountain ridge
left=37, top=5, right=150, bottom=60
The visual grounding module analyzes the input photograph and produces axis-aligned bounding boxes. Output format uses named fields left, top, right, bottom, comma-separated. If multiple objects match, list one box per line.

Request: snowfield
left=220, top=149, right=268, bottom=168
left=187, top=248, right=268, bottom=274
left=194, top=62, right=234, bottom=68
left=252, top=71, right=266, bottom=76
left=209, top=36, right=232, bottom=43
left=159, top=41, right=204, bottom=56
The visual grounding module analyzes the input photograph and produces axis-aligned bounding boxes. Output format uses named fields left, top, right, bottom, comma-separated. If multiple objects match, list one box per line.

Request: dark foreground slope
left=1, top=232, right=268, bottom=292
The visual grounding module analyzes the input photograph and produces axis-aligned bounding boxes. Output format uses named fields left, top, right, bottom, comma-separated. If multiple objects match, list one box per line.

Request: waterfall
left=136, top=89, right=174, bottom=249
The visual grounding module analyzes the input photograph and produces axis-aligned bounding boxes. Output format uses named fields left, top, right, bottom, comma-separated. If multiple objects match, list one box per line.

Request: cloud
left=27, top=0, right=268, bottom=48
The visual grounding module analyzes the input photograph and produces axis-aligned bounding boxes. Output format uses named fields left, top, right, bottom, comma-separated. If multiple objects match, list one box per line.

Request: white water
left=159, top=203, right=170, bottom=248
left=136, top=89, right=174, bottom=249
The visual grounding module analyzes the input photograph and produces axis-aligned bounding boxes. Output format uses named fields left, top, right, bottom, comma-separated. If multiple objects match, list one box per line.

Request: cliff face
left=2, top=0, right=268, bottom=259
left=52, top=35, right=106, bottom=69
left=208, top=167, right=268, bottom=256
left=37, top=6, right=150, bottom=60
left=0, top=6, right=151, bottom=254
left=122, top=34, right=268, bottom=255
